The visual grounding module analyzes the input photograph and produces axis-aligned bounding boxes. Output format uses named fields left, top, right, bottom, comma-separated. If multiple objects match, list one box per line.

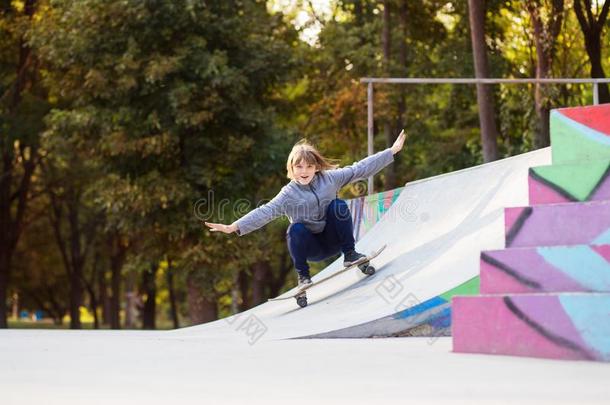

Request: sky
left=268, top=0, right=334, bottom=45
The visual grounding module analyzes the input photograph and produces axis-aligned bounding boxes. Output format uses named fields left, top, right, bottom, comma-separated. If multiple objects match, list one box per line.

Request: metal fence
left=361, top=77, right=610, bottom=194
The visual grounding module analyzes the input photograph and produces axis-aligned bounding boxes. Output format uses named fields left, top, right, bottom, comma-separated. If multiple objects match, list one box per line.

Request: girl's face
left=293, top=160, right=318, bottom=185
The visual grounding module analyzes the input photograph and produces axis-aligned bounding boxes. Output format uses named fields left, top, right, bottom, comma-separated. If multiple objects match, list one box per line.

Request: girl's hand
left=391, top=129, right=407, bottom=155
left=204, top=222, right=238, bottom=234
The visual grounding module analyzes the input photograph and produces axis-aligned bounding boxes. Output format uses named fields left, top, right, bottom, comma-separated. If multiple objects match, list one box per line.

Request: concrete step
left=529, top=160, right=610, bottom=205
left=505, top=200, right=610, bottom=248
left=551, top=104, right=610, bottom=164
left=452, top=293, right=610, bottom=362
left=480, top=245, right=610, bottom=294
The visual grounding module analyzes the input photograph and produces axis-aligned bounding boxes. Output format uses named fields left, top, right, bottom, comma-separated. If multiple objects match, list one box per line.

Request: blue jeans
left=286, top=199, right=355, bottom=278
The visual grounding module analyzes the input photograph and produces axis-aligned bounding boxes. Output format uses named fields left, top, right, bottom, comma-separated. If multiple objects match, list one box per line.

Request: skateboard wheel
left=362, top=265, right=375, bottom=275
left=296, top=296, right=308, bottom=308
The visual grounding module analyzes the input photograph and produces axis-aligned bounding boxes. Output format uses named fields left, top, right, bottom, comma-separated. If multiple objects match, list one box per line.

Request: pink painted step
left=452, top=293, right=610, bottom=362
left=480, top=245, right=610, bottom=294
left=505, top=200, right=610, bottom=248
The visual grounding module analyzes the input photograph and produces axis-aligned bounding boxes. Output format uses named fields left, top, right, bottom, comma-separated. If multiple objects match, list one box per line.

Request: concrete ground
left=2, top=329, right=609, bottom=404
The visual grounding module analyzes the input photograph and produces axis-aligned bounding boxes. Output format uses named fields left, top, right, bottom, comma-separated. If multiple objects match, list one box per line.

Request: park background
left=1, top=0, right=609, bottom=330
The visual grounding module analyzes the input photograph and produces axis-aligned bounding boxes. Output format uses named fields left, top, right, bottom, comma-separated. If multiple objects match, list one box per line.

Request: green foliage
left=4, top=0, right=610, bottom=327
left=23, top=0, right=302, bottom=323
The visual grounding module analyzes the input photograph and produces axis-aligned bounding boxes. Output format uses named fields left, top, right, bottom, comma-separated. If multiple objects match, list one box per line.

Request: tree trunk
left=0, top=152, right=11, bottom=328
left=574, top=0, right=610, bottom=103
left=269, top=248, right=292, bottom=299
left=186, top=272, right=217, bottom=325
left=526, top=0, right=564, bottom=148
left=68, top=269, right=83, bottom=329
left=11, top=291, right=18, bottom=320
left=166, top=259, right=180, bottom=329
left=231, top=272, right=240, bottom=315
left=97, top=253, right=111, bottom=326
left=354, top=0, right=364, bottom=26
left=468, top=0, right=499, bottom=162
left=238, top=269, right=250, bottom=311
left=588, top=43, right=610, bottom=102
left=68, top=196, right=84, bottom=329
left=0, top=260, right=9, bottom=328
left=530, top=6, right=551, bottom=147
left=0, top=0, right=38, bottom=329
left=48, top=190, right=86, bottom=329
left=109, top=233, right=126, bottom=329
left=124, top=271, right=138, bottom=329
left=86, top=253, right=101, bottom=329
left=382, top=0, right=397, bottom=188
left=250, top=261, right=270, bottom=306
left=45, top=286, right=66, bottom=325
left=141, top=262, right=157, bottom=330
left=396, top=0, right=408, bottom=138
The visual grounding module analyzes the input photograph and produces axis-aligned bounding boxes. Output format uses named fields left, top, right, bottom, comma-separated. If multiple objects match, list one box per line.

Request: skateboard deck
left=268, top=244, right=387, bottom=305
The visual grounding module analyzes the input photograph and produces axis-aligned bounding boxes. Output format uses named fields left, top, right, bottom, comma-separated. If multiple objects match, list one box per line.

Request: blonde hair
left=286, top=139, right=339, bottom=180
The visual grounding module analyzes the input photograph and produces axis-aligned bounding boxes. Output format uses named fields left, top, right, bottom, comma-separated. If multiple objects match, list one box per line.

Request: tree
left=32, top=0, right=300, bottom=326
left=0, top=0, right=47, bottom=328
left=468, top=0, right=499, bottom=161
left=525, top=0, right=565, bottom=148
left=573, top=0, right=610, bottom=103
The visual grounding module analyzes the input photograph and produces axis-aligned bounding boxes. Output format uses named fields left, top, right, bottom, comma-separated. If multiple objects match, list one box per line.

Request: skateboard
left=268, top=244, right=387, bottom=308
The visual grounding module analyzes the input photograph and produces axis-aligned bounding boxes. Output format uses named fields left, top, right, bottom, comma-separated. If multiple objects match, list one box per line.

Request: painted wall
left=550, top=104, right=610, bottom=164
left=480, top=245, right=610, bottom=294
left=453, top=104, right=610, bottom=362
left=528, top=160, right=610, bottom=204
left=505, top=201, right=610, bottom=248
left=347, top=187, right=403, bottom=241
left=452, top=294, right=610, bottom=362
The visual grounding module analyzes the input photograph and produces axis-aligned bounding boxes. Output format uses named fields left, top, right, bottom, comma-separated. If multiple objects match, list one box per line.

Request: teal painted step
left=550, top=104, right=610, bottom=164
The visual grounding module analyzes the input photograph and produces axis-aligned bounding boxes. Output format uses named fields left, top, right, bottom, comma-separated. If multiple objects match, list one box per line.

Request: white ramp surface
left=170, top=147, right=552, bottom=340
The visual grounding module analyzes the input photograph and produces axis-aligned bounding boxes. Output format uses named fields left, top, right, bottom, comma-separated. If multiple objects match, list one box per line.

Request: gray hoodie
left=235, top=148, right=394, bottom=236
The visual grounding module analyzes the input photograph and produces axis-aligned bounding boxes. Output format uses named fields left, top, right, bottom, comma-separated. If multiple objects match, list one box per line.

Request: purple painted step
left=480, top=245, right=610, bottom=294
left=452, top=293, right=610, bottom=362
left=505, top=200, right=610, bottom=248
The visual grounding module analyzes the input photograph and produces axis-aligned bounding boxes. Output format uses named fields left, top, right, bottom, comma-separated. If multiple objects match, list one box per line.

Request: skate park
left=3, top=104, right=610, bottom=404
left=3, top=1, right=610, bottom=404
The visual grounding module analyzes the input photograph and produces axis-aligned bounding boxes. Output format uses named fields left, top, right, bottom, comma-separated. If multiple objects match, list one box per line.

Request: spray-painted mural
left=452, top=104, right=610, bottom=362
left=453, top=294, right=610, bottom=362
left=504, top=201, right=610, bottom=248
left=347, top=187, right=403, bottom=241
left=529, top=161, right=610, bottom=204
left=550, top=104, right=610, bottom=164
left=480, top=245, right=610, bottom=294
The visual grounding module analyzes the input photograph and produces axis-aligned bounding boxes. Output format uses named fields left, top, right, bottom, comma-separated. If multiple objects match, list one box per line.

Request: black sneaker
left=297, top=274, right=313, bottom=289
left=343, top=250, right=368, bottom=267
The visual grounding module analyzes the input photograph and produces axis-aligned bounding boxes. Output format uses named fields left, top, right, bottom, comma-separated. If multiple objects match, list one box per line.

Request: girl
left=205, top=130, right=407, bottom=288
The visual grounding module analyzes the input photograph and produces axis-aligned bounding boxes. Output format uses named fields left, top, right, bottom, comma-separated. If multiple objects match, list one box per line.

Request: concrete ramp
left=170, top=147, right=551, bottom=341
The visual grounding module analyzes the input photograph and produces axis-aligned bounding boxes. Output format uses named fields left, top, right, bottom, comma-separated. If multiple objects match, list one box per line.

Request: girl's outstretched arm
left=326, top=129, right=406, bottom=188
left=204, top=185, right=289, bottom=237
